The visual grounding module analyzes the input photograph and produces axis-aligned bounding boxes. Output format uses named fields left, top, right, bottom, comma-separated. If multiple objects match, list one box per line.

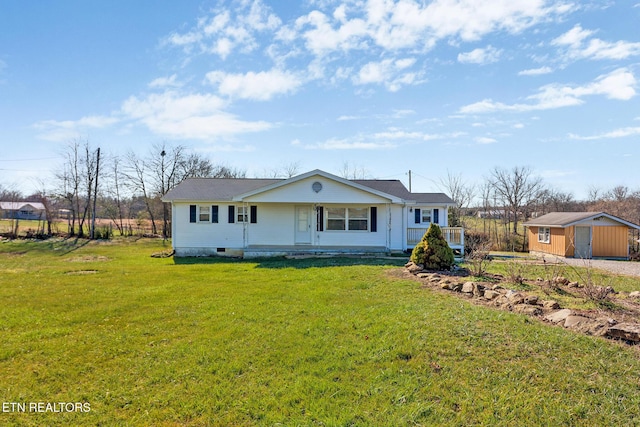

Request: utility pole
left=408, top=170, right=412, bottom=192
left=90, top=147, right=100, bottom=239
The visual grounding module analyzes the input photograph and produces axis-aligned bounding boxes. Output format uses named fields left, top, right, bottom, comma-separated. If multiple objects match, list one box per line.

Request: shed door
left=574, top=226, right=592, bottom=259
left=295, top=206, right=312, bottom=244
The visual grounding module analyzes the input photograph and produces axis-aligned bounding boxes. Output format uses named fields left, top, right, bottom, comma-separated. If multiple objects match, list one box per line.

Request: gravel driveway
left=550, top=258, right=640, bottom=278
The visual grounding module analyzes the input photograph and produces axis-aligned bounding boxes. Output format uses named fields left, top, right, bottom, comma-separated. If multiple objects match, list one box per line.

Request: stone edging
left=405, top=261, right=640, bottom=344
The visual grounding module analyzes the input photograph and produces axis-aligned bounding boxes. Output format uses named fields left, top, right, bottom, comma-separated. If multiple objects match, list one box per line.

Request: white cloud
left=206, top=68, right=304, bottom=100
left=569, top=126, right=640, bottom=140
left=303, top=137, right=397, bottom=150
left=457, top=45, right=502, bottom=64
left=372, top=130, right=465, bottom=141
left=148, top=74, right=182, bottom=88
left=165, top=0, right=282, bottom=59
left=552, top=24, right=593, bottom=48
left=34, top=115, right=119, bottom=141
left=475, top=136, right=497, bottom=144
left=337, top=115, right=362, bottom=121
left=460, top=68, right=636, bottom=113
left=518, top=66, right=553, bottom=76
left=121, top=91, right=271, bottom=140
left=552, top=24, right=640, bottom=61
left=353, top=58, right=420, bottom=91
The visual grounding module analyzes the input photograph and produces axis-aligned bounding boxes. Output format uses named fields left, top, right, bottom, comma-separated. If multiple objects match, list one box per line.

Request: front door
left=295, top=206, right=312, bottom=244
left=574, top=226, right=591, bottom=259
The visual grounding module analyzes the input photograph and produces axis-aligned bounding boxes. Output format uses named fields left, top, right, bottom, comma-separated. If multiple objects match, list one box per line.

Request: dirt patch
left=65, top=270, right=99, bottom=275
left=66, top=255, right=110, bottom=262
left=0, top=251, right=27, bottom=257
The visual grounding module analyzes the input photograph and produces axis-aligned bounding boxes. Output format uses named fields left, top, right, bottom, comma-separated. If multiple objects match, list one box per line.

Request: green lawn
left=1, top=239, right=640, bottom=426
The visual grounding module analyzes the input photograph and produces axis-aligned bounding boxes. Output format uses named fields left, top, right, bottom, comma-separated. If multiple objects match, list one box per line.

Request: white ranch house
left=162, top=169, right=464, bottom=258
left=0, top=202, right=47, bottom=220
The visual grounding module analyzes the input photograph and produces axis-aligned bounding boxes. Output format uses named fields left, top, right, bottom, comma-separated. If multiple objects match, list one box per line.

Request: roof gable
left=235, top=170, right=402, bottom=203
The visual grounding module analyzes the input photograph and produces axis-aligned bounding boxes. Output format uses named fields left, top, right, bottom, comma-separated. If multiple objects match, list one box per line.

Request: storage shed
left=523, top=212, right=640, bottom=259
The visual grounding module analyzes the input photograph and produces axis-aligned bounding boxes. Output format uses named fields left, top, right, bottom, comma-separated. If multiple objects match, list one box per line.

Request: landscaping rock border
left=404, top=261, right=640, bottom=344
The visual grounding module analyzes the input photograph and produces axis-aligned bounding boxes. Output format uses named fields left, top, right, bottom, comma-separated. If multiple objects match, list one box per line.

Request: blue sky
left=1, top=0, right=639, bottom=199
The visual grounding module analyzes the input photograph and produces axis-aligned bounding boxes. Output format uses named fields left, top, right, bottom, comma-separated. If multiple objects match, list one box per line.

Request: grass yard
left=1, top=239, right=640, bottom=426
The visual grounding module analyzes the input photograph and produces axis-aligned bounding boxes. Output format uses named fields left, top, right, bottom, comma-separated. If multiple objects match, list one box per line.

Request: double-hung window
left=538, top=227, right=550, bottom=243
left=326, top=208, right=346, bottom=230
left=199, top=206, right=210, bottom=222
left=326, top=207, right=369, bottom=231
left=348, top=207, right=368, bottom=230
left=190, top=205, right=218, bottom=223
left=421, top=209, right=432, bottom=223
left=237, top=206, right=248, bottom=223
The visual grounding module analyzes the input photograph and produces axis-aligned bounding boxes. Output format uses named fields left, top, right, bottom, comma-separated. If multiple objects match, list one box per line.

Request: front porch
left=244, top=245, right=390, bottom=258
left=407, top=227, right=465, bottom=255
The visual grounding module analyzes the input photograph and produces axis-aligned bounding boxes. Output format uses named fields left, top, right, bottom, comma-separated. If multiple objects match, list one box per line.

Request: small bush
left=410, top=224, right=455, bottom=271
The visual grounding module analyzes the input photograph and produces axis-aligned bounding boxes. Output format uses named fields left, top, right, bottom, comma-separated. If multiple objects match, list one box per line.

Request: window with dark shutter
left=414, top=208, right=421, bottom=224
left=433, top=208, right=439, bottom=224
left=228, top=205, right=235, bottom=223
left=211, top=205, right=219, bottom=223
left=316, top=206, right=324, bottom=231
left=250, top=206, right=257, bottom=224
left=370, top=207, right=377, bottom=232
left=190, top=205, right=197, bottom=223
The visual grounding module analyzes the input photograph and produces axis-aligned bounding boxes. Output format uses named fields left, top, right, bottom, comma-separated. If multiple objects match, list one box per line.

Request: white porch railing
left=407, top=227, right=465, bottom=253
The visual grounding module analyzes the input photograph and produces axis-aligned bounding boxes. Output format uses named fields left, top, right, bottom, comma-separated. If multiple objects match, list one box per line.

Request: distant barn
left=0, top=202, right=47, bottom=221
left=523, top=212, right=640, bottom=260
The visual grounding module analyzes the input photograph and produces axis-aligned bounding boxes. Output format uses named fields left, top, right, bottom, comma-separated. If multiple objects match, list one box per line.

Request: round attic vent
left=312, top=181, right=323, bottom=193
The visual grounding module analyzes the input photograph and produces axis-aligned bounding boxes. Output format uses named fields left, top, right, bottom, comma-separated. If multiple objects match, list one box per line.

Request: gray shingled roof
left=163, top=174, right=454, bottom=204
left=353, top=180, right=454, bottom=204
left=523, top=212, right=640, bottom=229
left=162, top=178, right=281, bottom=201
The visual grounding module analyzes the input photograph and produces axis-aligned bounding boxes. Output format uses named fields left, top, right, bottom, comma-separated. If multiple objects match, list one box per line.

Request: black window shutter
left=433, top=208, right=439, bottom=224
left=211, top=205, right=219, bottom=223
left=370, top=207, right=377, bottom=232
left=190, top=205, right=197, bottom=223
left=228, top=206, right=235, bottom=223
left=317, top=206, right=324, bottom=231
left=250, top=206, right=257, bottom=224
left=414, top=208, right=421, bottom=224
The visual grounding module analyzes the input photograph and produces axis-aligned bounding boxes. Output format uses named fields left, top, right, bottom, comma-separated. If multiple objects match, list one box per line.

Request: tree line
left=0, top=139, right=298, bottom=239
left=2, top=143, right=639, bottom=251
left=440, top=166, right=640, bottom=252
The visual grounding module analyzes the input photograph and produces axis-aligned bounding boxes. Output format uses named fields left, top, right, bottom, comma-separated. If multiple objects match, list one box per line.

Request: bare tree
left=77, top=141, right=99, bottom=238
left=260, top=161, right=301, bottom=179
left=124, top=150, right=158, bottom=235
left=102, top=155, right=127, bottom=235
left=338, top=161, right=368, bottom=179
left=53, top=139, right=100, bottom=237
left=489, top=165, right=544, bottom=234
left=437, top=171, right=475, bottom=227
left=32, top=178, right=54, bottom=236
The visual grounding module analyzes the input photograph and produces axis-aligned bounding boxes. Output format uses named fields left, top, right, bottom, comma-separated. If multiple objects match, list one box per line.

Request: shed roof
left=523, top=212, right=640, bottom=230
